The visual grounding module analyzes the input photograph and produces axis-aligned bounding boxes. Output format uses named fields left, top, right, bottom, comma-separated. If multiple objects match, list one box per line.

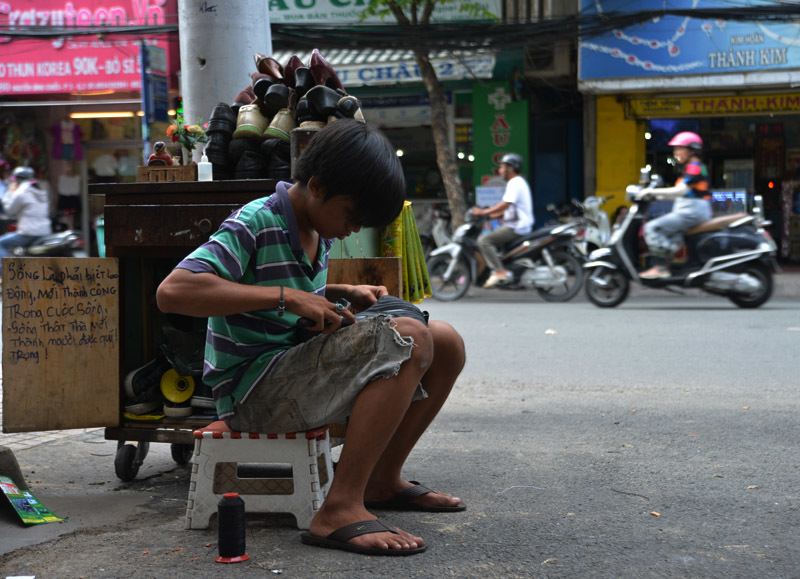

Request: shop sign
left=0, top=0, right=177, bottom=96
left=628, top=93, right=800, bottom=118
left=580, top=0, right=800, bottom=80
left=268, top=0, right=501, bottom=23
left=472, top=81, right=529, bottom=190
left=335, top=54, right=495, bottom=87
left=360, top=93, right=452, bottom=127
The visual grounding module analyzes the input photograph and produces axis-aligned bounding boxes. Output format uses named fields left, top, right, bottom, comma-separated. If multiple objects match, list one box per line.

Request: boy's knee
left=431, top=321, right=465, bottom=370
left=392, top=317, right=433, bottom=369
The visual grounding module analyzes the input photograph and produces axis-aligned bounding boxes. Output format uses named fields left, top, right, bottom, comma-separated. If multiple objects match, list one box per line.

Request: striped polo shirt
left=175, top=182, right=333, bottom=419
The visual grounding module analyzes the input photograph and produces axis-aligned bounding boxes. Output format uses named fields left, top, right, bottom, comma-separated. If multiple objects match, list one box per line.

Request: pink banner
left=0, top=0, right=177, bottom=96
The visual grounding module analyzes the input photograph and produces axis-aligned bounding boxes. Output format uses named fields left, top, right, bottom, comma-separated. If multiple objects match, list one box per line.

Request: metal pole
left=178, top=1, right=272, bottom=163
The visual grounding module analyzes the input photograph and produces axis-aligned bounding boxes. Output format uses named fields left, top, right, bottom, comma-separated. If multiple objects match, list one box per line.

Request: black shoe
left=209, top=101, right=237, bottom=124
left=205, top=152, right=229, bottom=167
left=235, top=150, right=268, bottom=179
left=206, top=117, right=235, bottom=135
left=295, top=97, right=314, bottom=125
left=262, top=84, right=291, bottom=118
left=306, top=85, right=341, bottom=120
left=293, top=67, right=315, bottom=97
left=228, top=137, right=261, bottom=166
left=267, top=154, right=291, bottom=180
left=252, top=77, right=276, bottom=101
left=205, top=131, right=231, bottom=154
left=261, top=137, right=290, bottom=158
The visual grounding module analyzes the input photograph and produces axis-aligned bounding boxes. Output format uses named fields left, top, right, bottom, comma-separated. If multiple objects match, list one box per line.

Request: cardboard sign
left=2, top=257, right=119, bottom=433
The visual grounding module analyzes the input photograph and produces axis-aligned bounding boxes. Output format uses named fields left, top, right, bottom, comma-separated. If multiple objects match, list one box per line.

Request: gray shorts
left=228, top=315, right=426, bottom=433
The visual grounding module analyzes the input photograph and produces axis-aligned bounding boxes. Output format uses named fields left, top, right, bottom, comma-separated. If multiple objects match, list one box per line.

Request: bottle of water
left=198, top=151, right=213, bottom=182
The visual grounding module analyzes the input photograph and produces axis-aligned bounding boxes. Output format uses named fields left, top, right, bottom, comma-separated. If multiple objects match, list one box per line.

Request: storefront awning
left=271, top=49, right=496, bottom=88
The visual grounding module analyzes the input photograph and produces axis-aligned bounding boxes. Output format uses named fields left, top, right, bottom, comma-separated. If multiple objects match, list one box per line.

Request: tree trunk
left=413, top=49, right=467, bottom=228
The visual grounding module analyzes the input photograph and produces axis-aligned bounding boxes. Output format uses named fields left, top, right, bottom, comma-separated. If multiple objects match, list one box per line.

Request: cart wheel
left=170, top=443, right=194, bottom=465
left=114, top=441, right=149, bottom=482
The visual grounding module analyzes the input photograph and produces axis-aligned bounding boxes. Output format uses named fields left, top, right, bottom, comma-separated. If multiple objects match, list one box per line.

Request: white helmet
left=11, top=166, right=35, bottom=181
left=499, top=153, right=523, bottom=173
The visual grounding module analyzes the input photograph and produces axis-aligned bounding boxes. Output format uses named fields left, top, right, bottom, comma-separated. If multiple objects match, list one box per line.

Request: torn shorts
left=228, top=314, right=426, bottom=433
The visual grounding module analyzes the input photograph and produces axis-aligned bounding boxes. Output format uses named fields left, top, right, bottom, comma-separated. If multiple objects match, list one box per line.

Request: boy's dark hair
left=293, top=119, right=406, bottom=228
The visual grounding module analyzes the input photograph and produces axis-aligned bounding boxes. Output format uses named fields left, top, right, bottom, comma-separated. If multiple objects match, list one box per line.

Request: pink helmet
left=668, top=131, right=703, bottom=151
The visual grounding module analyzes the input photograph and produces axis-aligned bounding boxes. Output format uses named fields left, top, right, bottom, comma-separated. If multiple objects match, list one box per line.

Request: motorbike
left=571, top=196, right=612, bottom=257
left=546, top=196, right=612, bottom=259
left=9, top=229, right=84, bottom=257
left=583, top=173, right=778, bottom=308
left=419, top=204, right=452, bottom=259
left=426, top=210, right=585, bottom=302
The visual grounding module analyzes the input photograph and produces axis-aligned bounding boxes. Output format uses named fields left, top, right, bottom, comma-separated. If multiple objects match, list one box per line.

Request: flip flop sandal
left=300, top=518, right=426, bottom=556
left=365, top=481, right=467, bottom=512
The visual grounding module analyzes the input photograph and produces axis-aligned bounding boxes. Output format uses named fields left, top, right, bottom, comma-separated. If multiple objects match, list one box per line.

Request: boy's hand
left=349, top=284, right=388, bottom=309
left=286, top=288, right=355, bottom=333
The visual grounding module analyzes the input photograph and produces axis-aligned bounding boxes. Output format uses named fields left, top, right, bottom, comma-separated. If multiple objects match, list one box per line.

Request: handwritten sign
left=2, top=258, right=119, bottom=433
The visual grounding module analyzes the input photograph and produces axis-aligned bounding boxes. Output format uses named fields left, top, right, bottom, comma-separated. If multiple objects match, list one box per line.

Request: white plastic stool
left=184, top=420, right=332, bottom=530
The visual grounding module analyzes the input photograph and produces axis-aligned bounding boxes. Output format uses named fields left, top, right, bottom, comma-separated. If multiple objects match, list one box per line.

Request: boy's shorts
left=228, top=315, right=427, bottom=433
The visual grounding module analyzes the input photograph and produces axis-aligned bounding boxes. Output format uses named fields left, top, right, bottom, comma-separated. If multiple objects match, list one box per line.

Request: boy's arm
left=157, top=269, right=354, bottom=329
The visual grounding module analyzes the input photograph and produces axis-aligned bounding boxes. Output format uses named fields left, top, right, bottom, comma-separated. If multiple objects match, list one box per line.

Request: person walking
left=472, top=153, right=534, bottom=288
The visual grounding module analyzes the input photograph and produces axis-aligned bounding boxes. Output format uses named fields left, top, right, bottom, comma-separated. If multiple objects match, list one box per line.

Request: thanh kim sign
left=579, top=0, right=800, bottom=80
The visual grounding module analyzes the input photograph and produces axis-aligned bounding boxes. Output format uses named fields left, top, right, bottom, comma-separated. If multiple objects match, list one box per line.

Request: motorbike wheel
left=727, top=262, right=773, bottom=309
left=427, top=253, right=471, bottom=302
left=536, top=249, right=585, bottom=302
left=585, top=266, right=630, bottom=308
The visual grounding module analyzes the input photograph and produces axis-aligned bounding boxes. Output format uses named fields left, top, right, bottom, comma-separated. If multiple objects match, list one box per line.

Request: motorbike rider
left=471, top=153, right=534, bottom=288
left=638, top=131, right=712, bottom=279
left=0, top=166, right=52, bottom=258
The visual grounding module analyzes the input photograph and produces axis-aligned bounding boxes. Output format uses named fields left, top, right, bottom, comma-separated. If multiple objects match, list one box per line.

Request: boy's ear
left=307, top=176, right=326, bottom=199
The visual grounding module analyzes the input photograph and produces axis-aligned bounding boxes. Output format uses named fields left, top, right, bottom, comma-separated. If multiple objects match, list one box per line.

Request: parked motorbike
left=546, top=196, right=612, bottom=259
left=584, top=174, right=778, bottom=308
left=571, top=196, right=612, bottom=257
left=419, top=204, right=452, bottom=259
left=9, top=228, right=84, bottom=257
left=426, top=210, right=585, bottom=302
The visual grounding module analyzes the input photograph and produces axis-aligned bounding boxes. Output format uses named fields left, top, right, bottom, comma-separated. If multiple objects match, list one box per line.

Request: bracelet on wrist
left=277, top=285, right=285, bottom=317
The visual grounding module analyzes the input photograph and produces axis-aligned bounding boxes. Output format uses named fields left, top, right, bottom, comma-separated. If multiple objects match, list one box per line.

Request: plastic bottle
left=198, top=152, right=213, bottom=181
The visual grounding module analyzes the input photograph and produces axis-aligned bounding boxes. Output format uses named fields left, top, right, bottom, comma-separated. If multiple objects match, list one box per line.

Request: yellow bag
left=381, top=201, right=432, bottom=304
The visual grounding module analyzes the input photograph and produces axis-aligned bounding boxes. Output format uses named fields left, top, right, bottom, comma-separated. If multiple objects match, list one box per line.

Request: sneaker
left=639, top=266, right=670, bottom=279
left=163, top=400, right=193, bottom=418
left=124, top=356, right=172, bottom=398
left=124, top=357, right=171, bottom=415
left=232, top=103, right=268, bottom=140
left=191, top=381, right=216, bottom=410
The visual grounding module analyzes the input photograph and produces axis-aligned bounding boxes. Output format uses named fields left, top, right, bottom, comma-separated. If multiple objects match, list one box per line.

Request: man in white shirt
left=472, top=153, right=534, bottom=288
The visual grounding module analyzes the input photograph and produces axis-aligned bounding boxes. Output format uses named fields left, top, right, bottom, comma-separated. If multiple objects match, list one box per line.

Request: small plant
left=166, top=114, right=208, bottom=156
